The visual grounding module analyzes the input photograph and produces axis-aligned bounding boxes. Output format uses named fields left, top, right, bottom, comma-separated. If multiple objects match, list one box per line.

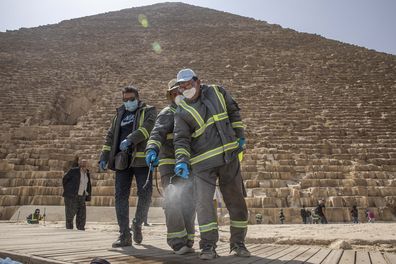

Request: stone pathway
left=0, top=223, right=395, bottom=264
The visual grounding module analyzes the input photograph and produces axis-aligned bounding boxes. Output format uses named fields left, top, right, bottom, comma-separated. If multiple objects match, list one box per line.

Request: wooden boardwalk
left=0, top=223, right=395, bottom=264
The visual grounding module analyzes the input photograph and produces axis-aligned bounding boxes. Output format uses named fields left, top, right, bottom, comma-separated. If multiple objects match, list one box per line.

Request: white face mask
left=174, top=95, right=185, bottom=105
left=183, top=87, right=196, bottom=99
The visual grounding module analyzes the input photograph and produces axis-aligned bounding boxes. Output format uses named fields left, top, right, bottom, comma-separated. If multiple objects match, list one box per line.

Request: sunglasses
left=123, top=97, right=136, bottom=102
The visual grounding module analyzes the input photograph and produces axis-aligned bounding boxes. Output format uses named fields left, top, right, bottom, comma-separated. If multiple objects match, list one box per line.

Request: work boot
left=174, top=245, right=195, bottom=255
left=199, top=245, right=218, bottom=260
left=230, top=242, right=251, bottom=257
left=132, top=219, right=143, bottom=244
left=112, top=233, right=132, bottom=248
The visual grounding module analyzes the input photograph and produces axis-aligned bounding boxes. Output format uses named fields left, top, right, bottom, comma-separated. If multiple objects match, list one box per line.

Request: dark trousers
left=162, top=173, right=196, bottom=250
left=115, top=166, right=152, bottom=235
left=64, top=195, right=86, bottom=230
left=194, top=158, right=248, bottom=249
left=320, top=214, right=328, bottom=224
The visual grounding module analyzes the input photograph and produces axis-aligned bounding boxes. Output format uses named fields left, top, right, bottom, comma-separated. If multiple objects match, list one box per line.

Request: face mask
left=124, top=100, right=138, bottom=112
left=174, top=95, right=185, bottom=105
left=183, top=87, right=196, bottom=99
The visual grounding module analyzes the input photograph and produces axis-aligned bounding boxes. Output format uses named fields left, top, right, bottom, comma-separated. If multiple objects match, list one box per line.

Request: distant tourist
left=350, top=205, right=359, bottom=223
left=279, top=209, right=285, bottom=224
left=306, top=208, right=312, bottom=224
left=367, top=209, right=375, bottom=223
left=300, top=205, right=307, bottom=224
left=62, top=158, right=91, bottom=230
left=315, top=199, right=328, bottom=224
left=26, top=208, right=45, bottom=224
left=311, top=209, right=320, bottom=224
left=256, top=213, right=263, bottom=224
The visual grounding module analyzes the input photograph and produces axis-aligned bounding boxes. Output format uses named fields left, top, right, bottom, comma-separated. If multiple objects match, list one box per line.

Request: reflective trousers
left=194, top=158, right=248, bottom=249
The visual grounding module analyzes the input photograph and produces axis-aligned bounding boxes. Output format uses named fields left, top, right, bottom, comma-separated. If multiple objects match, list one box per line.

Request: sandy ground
left=44, top=221, right=396, bottom=252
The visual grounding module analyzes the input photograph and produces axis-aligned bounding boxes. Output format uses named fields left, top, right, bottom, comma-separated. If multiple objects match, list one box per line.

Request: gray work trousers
left=194, top=158, right=248, bottom=249
left=162, top=173, right=196, bottom=250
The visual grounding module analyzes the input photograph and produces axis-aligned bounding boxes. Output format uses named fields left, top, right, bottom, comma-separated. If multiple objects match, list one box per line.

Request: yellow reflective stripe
left=135, top=152, right=145, bottom=158
left=102, top=145, right=111, bottom=151
left=176, top=148, right=190, bottom=157
left=187, top=234, right=195, bottom=240
left=191, top=141, right=239, bottom=165
left=167, top=229, right=187, bottom=239
left=159, top=158, right=175, bottom=166
left=192, top=112, right=228, bottom=138
left=139, top=108, right=145, bottom=127
left=166, top=133, right=174, bottom=140
left=212, top=85, right=227, bottom=112
left=169, top=106, right=176, bottom=113
left=231, top=121, right=244, bottom=129
left=230, top=220, right=248, bottom=228
left=213, top=112, right=228, bottom=121
left=147, top=139, right=161, bottom=149
left=138, top=127, right=149, bottom=139
left=199, top=222, right=218, bottom=233
left=180, top=100, right=204, bottom=127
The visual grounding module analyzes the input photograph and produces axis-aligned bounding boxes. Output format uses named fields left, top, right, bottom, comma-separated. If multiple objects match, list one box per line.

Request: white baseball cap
left=176, top=68, right=197, bottom=83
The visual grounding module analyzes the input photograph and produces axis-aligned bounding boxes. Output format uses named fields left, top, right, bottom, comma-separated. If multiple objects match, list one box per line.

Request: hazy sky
left=0, top=0, right=395, bottom=55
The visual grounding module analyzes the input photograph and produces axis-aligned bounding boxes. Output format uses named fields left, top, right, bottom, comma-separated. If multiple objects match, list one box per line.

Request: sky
left=0, top=0, right=395, bottom=55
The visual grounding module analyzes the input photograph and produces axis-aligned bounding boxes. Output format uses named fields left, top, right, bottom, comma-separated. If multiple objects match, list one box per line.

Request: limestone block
left=369, top=197, right=387, bottom=207
left=276, top=188, right=290, bottom=198
left=245, top=197, right=263, bottom=208
left=379, top=187, right=396, bottom=196
left=251, top=188, right=268, bottom=197
left=352, top=186, right=368, bottom=196
left=245, top=180, right=260, bottom=188
left=329, top=196, right=344, bottom=207
left=92, top=186, right=114, bottom=196
left=30, top=195, right=62, bottom=205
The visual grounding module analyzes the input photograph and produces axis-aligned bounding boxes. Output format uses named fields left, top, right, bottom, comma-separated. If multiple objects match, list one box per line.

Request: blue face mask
left=124, top=100, right=138, bottom=112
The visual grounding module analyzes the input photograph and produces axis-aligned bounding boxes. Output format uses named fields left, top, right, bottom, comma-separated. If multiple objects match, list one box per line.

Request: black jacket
left=174, top=85, right=244, bottom=172
left=62, top=167, right=92, bottom=201
left=100, top=101, right=156, bottom=170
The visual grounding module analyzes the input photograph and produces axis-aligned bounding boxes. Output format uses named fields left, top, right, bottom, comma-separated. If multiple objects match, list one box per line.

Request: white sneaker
left=174, top=245, right=195, bottom=255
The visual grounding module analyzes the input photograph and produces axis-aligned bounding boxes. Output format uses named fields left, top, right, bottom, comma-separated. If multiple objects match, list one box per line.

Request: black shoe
left=199, top=245, right=218, bottom=260
left=112, top=233, right=132, bottom=248
left=144, top=222, right=152, bottom=227
left=132, top=219, right=143, bottom=244
left=230, top=242, right=251, bottom=257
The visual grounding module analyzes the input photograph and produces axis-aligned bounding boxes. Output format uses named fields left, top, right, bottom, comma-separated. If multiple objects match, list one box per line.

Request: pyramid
left=0, top=3, right=395, bottom=223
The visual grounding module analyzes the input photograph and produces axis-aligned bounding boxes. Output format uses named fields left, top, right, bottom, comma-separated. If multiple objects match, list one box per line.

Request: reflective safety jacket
left=100, top=101, right=156, bottom=170
left=174, top=85, right=244, bottom=172
left=145, top=103, right=177, bottom=176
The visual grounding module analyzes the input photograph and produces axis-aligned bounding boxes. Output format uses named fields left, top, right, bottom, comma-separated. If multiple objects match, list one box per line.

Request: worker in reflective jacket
left=173, top=69, right=250, bottom=260
left=145, top=79, right=196, bottom=255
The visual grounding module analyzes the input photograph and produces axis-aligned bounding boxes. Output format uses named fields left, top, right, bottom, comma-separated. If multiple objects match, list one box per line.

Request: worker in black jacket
left=62, top=159, right=92, bottom=230
left=145, top=79, right=195, bottom=255
left=99, top=85, right=156, bottom=247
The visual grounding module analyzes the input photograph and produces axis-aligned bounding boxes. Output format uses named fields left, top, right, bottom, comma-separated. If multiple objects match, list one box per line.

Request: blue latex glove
left=99, top=160, right=108, bottom=171
left=119, top=138, right=132, bottom=151
left=238, top=138, right=246, bottom=149
left=174, top=162, right=189, bottom=179
left=145, top=150, right=159, bottom=167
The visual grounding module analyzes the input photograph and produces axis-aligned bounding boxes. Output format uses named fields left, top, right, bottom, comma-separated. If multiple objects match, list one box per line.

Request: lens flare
left=138, top=14, right=149, bottom=28
left=152, top=42, right=162, bottom=54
